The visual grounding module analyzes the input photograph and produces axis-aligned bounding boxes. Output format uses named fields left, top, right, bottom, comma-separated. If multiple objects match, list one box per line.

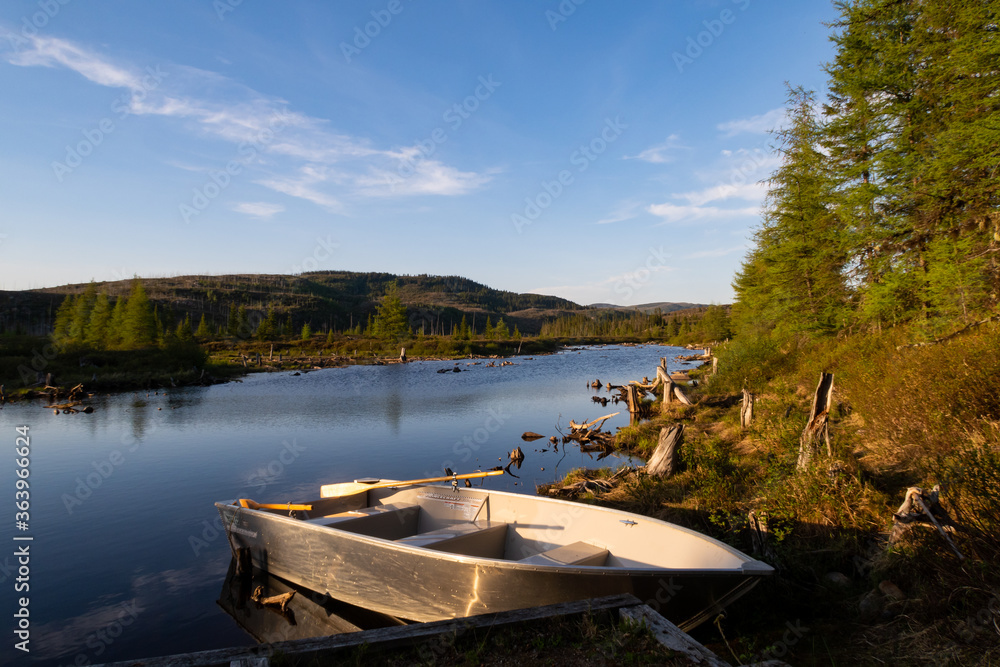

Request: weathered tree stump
left=740, top=389, right=755, bottom=428
left=797, top=372, right=834, bottom=470
left=625, top=385, right=641, bottom=414
left=400, top=347, right=407, bottom=363
left=655, top=364, right=674, bottom=406
left=890, top=485, right=964, bottom=560
left=646, top=424, right=684, bottom=477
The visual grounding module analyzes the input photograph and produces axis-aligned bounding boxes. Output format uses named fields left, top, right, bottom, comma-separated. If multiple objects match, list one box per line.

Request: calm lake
left=1, top=343, right=697, bottom=666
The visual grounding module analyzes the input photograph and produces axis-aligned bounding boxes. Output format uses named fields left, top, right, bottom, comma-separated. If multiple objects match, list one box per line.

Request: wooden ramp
left=94, top=594, right=737, bottom=667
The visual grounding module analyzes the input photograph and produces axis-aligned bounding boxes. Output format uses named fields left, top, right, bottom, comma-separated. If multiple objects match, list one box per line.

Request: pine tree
left=494, top=318, right=509, bottom=340
left=484, top=316, right=494, bottom=340
left=122, top=279, right=156, bottom=349
left=53, top=295, right=75, bottom=344
left=732, top=87, right=849, bottom=337
left=226, top=305, right=239, bottom=337
left=372, top=282, right=409, bottom=341
left=176, top=315, right=194, bottom=342
left=301, top=322, right=312, bottom=340
left=107, top=296, right=127, bottom=349
left=85, top=292, right=112, bottom=349
left=195, top=314, right=211, bottom=339
left=69, top=282, right=98, bottom=343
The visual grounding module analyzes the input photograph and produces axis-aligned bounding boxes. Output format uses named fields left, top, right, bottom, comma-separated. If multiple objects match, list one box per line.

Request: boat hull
left=217, top=485, right=770, bottom=631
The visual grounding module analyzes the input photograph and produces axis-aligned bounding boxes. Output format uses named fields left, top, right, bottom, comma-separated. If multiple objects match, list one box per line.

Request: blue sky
left=0, top=1, right=837, bottom=305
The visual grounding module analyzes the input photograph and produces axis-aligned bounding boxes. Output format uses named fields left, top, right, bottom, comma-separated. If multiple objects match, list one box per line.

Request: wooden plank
left=95, top=594, right=644, bottom=667
left=619, top=604, right=731, bottom=666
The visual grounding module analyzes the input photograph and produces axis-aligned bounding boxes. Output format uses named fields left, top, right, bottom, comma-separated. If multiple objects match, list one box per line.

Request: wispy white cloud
left=717, top=107, right=786, bottom=137
left=674, top=181, right=767, bottom=207
left=685, top=245, right=748, bottom=260
left=596, top=200, right=643, bottom=225
left=356, top=159, right=492, bottom=197
left=647, top=202, right=759, bottom=225
left=232, top=201, right=285, bottom=218
left=3, top=34, right=490, bottom=206
left=623, top=134, right=684, bottom=163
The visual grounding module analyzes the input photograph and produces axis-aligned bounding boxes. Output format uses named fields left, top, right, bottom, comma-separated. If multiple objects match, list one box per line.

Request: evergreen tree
left=53, top=295, right=75, bottom=344
left=69, top=282, right=98, bottom=342
left=122, top=279, right=156, bottom=348
left=301, top=322, right=312, bottom=340
left=107, top=296, right=127, bottom=349
left=84, top=292, right=112, bottom=349
left=195, top=314, right=211, bottom=339
left=176, top=315, right=194, bottom=342
left=484, top=316, right=494, bottom=340
left=226, top=305, right=239, bottom=336
left=494, top=318, right=509, bottom=340
left=372, top=282, right=409, bottom=341
left=732, top=87, right=849, bottom=337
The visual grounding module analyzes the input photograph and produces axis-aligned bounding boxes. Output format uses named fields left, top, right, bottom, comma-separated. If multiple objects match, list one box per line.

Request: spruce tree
left=85, top=292, right=112, bottom=349
left=122, top=279, right=156, bottom=349
left=732, top=87, right=849, bottom=337
left=195, top=314, right=211, bottom=339
left=373, top=282, right=409, bottom=341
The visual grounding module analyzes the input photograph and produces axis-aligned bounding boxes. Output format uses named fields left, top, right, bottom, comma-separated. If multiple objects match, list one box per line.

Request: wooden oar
left=238, top=499, right=313, bottom=511
left=320, top=469, right=504, bottom=499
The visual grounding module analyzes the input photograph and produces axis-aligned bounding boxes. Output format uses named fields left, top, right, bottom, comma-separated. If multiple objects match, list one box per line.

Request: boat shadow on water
left=217, top=558, right=404, bottom=645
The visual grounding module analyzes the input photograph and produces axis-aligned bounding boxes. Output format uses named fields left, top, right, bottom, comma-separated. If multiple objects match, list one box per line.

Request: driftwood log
left=569, top=413, right=619, bottom=432
left=251, top=586, right=296, bottom=612
left=740, top=389, right=755, bottom=428
left=797, top=372, right=834, bottom=470
left=646, top=424, right=684, bottom=477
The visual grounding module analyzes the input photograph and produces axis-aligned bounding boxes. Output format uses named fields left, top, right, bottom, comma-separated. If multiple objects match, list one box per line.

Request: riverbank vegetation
left=547, top=1, right=1000, bottom=662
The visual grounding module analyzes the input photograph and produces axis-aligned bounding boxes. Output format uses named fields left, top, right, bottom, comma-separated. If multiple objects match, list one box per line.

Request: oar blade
left=319, top=481, right=378, bottom=498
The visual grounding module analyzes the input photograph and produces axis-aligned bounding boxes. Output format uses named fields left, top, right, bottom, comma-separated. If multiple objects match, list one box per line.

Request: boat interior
left=240, top=484, right=750, bottom=571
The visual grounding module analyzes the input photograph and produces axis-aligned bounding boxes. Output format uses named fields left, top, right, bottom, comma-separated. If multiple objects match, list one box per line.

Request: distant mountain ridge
left=587, top=301, right=707, bottom=314
left=0, top=271, right=702, bottom=336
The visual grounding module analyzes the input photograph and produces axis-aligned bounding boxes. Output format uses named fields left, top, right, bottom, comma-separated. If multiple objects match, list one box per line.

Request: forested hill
left=0, top=271, right=604, bottom=337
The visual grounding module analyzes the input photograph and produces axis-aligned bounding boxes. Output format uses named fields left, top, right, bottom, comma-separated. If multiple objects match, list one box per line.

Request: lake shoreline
left=1, top=334, right=673, bottom=403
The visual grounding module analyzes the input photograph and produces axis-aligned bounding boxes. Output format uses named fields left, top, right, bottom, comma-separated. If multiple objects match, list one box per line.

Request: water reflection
left=217, top=558, right=403, bottom=644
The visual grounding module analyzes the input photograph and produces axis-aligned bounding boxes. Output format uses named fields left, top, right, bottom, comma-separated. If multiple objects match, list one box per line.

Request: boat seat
left=395, top=521, right=508, bottom=558
left=307, top=504, right=420, bottom=540
left=518, top=541, right=609, bottom=567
